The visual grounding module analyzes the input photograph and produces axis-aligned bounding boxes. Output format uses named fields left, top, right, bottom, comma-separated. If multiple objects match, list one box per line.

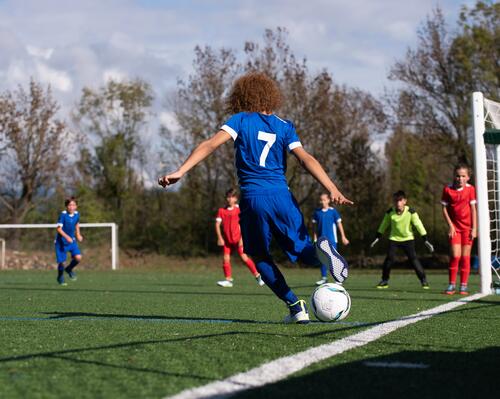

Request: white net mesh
left=484, top=97, right=500, bottom=277
left=0, top=224, right=117, bottom=270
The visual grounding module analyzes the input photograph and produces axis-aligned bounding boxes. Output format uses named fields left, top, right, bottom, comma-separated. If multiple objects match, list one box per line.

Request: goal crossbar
left=0, top=223, right=119, bottom=270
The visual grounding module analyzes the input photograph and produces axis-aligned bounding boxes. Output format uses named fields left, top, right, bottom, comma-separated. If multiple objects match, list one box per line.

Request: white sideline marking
left=166, top=293, right=486, bottom=399
left=363, top=361, right=429, bottom=369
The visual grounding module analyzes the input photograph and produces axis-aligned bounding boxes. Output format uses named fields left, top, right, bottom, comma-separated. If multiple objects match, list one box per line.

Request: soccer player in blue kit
left=312, top=193, right=350, bottom=285
left=159, top=72, right=352, bottom=324
left=55, top=197, right=83, bottom=285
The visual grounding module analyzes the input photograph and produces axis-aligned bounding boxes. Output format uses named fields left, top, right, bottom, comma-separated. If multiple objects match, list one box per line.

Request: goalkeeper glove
left=370, top=233, right=382, bottom=248
left=422, top=236, right=434, bottom=253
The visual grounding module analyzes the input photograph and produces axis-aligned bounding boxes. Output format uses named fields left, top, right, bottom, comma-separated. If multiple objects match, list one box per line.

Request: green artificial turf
left=0, top=267, right=496, bottom=398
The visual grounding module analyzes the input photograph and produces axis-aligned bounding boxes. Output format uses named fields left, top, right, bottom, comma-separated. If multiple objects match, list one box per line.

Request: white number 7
left=258, top=131, right=276, bottom=167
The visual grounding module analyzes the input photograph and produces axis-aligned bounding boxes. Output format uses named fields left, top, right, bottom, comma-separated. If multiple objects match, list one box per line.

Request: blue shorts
left=55, top=240, right=81, bottom=263
left=239, top=189, right=312, bottom=262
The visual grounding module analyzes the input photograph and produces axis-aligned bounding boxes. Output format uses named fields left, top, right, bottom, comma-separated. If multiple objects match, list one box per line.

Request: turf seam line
left=165, top=293, right=487, bottom=399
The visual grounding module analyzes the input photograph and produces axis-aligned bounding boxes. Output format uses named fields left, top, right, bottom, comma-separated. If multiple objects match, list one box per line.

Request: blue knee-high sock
left=66, top=259, right=79, bottom=272
left=57, top=263, right=65, bottom=278
left=256, top=259, right=298, bottom=305
left=298, top=243, right=321, bottom=267
left=320, top=264, right=327, bottom=278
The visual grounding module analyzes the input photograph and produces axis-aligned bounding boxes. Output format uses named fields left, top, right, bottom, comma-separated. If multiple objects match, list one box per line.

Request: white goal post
left=0, top=223, right=119, bottom=270
left=472, top=91, right=500, bottom=294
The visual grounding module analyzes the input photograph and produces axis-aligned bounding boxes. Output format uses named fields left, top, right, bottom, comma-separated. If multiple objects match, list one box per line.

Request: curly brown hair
left=226, top=72, right=282, bottom=114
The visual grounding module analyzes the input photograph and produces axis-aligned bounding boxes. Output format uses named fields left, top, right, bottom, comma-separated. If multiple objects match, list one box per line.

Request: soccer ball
left=310, top=283, right=351, bottom=322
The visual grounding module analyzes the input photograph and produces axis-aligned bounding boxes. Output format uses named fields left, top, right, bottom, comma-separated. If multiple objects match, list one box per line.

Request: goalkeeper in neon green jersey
left=371, top=190, right=434, bottom=289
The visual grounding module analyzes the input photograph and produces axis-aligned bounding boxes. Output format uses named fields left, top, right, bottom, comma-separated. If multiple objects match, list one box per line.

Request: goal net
left=472, top=92, right=500, bottom=294
left=0, top=223, right=118, bottom=270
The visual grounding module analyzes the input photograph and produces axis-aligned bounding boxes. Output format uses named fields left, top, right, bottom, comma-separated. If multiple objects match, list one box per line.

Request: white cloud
left=35, top=62, right=73, bottom=92
left=159, top=111, right=180, bottom=133
left=26, top=45, right=53, bottom=60
left=103, top=68, right=128, bottom=83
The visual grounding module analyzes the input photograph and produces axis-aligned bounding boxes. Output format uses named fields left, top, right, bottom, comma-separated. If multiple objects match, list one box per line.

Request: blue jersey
left=312, top=207, right=341, bottom=244
left=55, top=211, right=80, bottom=245
left=221, top=112, right=302, bottom=194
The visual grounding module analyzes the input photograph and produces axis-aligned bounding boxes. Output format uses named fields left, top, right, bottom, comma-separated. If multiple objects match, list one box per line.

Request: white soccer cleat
left=315, top=237, right=349, bottom=284
left=256, top=275, right=265, bottom=286
left=217, top=280, right=233, bottom=288
left=284, top=300, right=310, bottom=324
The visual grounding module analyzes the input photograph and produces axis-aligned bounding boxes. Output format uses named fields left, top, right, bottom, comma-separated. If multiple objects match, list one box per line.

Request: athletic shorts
left=450, top=230, right=474, bottom=246
left=223, top=242, right=244, bottom=256
left=55, top=240, right=81, bottom=263
left=239, top=189, right=312, bottom=262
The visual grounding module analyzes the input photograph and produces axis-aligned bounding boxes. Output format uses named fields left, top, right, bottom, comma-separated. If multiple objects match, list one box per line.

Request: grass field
left=0, top=265, right=498, bottom=398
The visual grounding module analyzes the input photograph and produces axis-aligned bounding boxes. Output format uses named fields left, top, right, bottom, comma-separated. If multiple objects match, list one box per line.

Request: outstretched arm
left=291, top=147, right=353, bottom=205
left=159, top=130, right=232, bottom=187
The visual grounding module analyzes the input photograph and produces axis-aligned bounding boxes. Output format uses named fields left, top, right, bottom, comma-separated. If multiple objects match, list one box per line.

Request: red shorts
left=450, top=230, right=473, bottom=246
left=223, top=242, right=244, bottom=256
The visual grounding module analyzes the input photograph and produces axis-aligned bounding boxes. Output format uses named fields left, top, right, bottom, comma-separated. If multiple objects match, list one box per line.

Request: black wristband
left=421, top=235, right=428, bottom=242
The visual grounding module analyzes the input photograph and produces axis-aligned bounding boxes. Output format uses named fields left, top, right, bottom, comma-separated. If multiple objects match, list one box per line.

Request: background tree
left=0, top=79, right=68, bottom=230
left=73, top=79, right=153, bottom=247
left=386, top=1, right=499, bottom=248
left=161, top=28, right=387, bottom=256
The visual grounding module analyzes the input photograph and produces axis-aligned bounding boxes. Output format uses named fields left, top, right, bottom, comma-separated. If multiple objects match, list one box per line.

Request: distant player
left=55, top=197, right=83, bottom=285
left=215, top=188, right=264, bottom=287
left=312, top=193, right=349, bottom=285
left=441, top=164, right=477, bottom=295
left=371, top=190, right=433, bottom=289
left=159, top=72, right=352, bottom=324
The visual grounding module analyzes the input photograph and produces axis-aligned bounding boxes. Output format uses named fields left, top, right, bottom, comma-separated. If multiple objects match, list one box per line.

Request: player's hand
left=470, top=229, right=477, bottom=240
left=424, top=240, right=434, bottom=253
left=77, top=234, right=83, bottom=242
left=448, top=226, right=456, bottom=239
left=158, top=171, right=183, bottom=188
left=370, top=238, right=379, bottom=248
left=329, top=191, right=354, bottom=205
left=217, top=238, right=225, bottom=246
left=66, top=237, right=73, bottom=244
left=342, top=237, right=350, bottom=245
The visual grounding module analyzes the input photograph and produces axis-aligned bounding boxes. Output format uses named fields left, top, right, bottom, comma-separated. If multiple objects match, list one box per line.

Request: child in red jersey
left=215, top=188, right=264, bottom=287
left=441, top=164, right=477, bottom=295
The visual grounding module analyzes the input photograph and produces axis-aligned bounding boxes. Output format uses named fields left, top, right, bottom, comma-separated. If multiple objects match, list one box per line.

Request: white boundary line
left=166, top=293, right=487, bottom=399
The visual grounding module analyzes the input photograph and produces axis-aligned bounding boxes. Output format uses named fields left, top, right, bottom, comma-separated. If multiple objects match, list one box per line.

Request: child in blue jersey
left=312, top=193, right=350, bottom=285
left=159, top=72, right=352, bottom=324
left=55, top=197, right=83, bottom=285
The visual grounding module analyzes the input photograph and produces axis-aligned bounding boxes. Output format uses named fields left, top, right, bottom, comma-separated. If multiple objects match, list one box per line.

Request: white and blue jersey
left=54, top=210, right=81, bottom=263
left=312, top=208, right=341, bottom=248
left=221, top=112, right=317, bottom=264
left=221, top=112, right=302, bottom=194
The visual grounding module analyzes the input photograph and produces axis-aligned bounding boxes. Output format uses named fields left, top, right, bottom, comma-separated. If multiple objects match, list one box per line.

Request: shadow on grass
left=0, top=330, right=288, bottom=381
left=233, top=347, right=500, bottom=399
left=40, top=311, right=282, bottom=325
left=0, top=285, right=274, bottom=297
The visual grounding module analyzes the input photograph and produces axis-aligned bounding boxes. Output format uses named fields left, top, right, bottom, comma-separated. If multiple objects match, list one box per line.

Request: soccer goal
left=0, top=223, right=118, bottom=270
left=472, top=92, right=500, bottom=294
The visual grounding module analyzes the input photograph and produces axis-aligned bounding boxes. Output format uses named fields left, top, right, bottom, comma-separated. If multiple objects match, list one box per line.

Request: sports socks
left=298, top=243, right=321, bottom=267
left=237, top=246, right=259, bottom=275
left=459, top=256, right=471, bottom=286
left=256, top=259, right=298, bottom=305
left=57, top=263, right=65, bottom=279
left=65, top=258, right=80, bottom=273
left=448, top=256, right=460, bottom=285
left=222, top=261, right=232, bottom=280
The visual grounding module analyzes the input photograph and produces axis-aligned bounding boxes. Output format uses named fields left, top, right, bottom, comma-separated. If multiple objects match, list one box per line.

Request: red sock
left=245, top=258, right=258, bottom=276
left=459, top=256, right=471, bottom=286
left=237, top=246, right=259, bottom=276
left=222, top=261, right=232, bottom=279
left=449, top=256, right=460, bottom=285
